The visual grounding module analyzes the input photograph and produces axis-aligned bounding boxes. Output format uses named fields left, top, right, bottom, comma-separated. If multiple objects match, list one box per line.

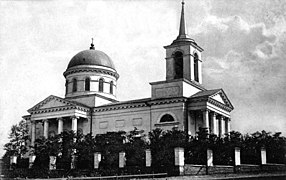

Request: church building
left=23, top=2, right=234, bottom=147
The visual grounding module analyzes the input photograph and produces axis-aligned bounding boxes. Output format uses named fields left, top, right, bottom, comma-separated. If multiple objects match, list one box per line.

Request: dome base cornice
left=63, top=67, right=119, bottom=79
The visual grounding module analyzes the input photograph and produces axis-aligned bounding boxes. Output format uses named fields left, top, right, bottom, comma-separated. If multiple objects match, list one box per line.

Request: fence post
left=71, top=155, right=76, bottom=169
left=49, top=156, right=57, bottom=170
left=174, top=147, right=184, bottom=175
left=119, top=151, right=126, bottom=168
left=9, top=155, right=17, bottom=170
left=207, top=149, right=213, bottom=167
left=261, top=147, right=267, bottom=165
left=29, top=155, right=36, bottom=169
left=234, top=147, right=241, bottom=166
left=94, top=152, right=101, bottom=169
left=145, top=149, right=151, bottom=167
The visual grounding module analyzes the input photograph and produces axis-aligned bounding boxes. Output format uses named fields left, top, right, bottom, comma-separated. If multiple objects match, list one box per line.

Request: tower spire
left=178, top=0, right=187, bottom=38
left=171, top=0, right=195, bottom=45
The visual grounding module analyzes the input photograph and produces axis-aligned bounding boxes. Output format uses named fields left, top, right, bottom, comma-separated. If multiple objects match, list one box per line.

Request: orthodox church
left=23, top=2, right=233, bottom=147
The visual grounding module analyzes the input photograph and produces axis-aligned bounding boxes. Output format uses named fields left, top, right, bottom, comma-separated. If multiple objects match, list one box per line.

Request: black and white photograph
left=0, top=0, right=285, bottom=179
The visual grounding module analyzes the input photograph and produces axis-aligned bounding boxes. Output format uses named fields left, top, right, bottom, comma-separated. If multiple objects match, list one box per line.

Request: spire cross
left=90, top=37, right=95, bottom=50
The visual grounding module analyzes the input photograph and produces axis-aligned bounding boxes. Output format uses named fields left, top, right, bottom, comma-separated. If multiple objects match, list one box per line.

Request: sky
left=0, top=0, right=286, bottom=157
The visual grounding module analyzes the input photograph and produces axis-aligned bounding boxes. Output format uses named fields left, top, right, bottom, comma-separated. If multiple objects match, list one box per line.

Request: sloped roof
left=28, top=95, right=90, bottom=113
left=191, top=89, right=221, bottom=98
left=190, top=89, right=234, bottom=110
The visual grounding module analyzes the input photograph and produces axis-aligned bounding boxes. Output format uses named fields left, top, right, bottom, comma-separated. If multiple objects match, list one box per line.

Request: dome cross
left=90, top=38, right=95, bottom=50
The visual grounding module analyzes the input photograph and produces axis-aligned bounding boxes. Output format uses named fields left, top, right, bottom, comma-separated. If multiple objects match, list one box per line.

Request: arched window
left=99, top=78, right=104, bottom=92
left=85, top=77, right=90, bottom=91
left=174, top=51, right=183, bottom=79
left=110, top=81, right=114, bottom=94
left=160, top=114, right=175, bottom=123
left=65, top=80, right=69, bottom=94
left=194, top=53, right=199, bottom=82
left=72, top=78, right=77, bottom=92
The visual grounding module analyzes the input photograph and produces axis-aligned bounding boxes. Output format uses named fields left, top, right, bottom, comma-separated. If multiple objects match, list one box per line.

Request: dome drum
left=64, top=48, right=118, bottom=99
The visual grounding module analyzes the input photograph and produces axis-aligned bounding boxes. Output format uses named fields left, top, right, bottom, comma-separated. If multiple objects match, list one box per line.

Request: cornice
left=30, top=105, right=90, bottom=115
left=63, top=67, right=119, bottom=79
left=28, top=95, right=90, bottom=115
left=208, top=98, right=233, bottom=112
left=28, top=95, right=74, bottom=112
left=189, top=96, right=233, bottom=112
left=93, top=97, right=187, bottom=112
left=154, top=121, right=180, bottom=127
left=93, top=103, right=148, bottom=112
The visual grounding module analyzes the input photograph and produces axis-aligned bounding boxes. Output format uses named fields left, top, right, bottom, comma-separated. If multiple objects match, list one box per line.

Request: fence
left=3, top=146, right=286, bottom=178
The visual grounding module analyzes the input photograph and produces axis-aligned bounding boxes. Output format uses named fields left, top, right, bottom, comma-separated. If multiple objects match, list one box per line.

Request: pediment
left=210, top=90, right=234, bottom=110
left=211, top=93, right=225, bottom=104
left=28, top=95, right=75, bottom=112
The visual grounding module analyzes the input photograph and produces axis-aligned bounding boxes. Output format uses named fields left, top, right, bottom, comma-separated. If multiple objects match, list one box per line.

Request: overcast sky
left=0, top=0, right=286, bottom=157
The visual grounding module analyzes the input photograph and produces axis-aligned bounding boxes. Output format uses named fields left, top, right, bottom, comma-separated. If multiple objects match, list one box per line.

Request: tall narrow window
left=85, top=77, right=90, bottom=91
left=99, top=78, right=104, bottom=92
left=72, top=78, right=77, bottom=92
left=194, top=53, right=199, bottom=82
left=110, top=81, right=114, bottom=94
left=65, top=80, right=69, bottom=94
left=174, top=51, right=183, bottom=79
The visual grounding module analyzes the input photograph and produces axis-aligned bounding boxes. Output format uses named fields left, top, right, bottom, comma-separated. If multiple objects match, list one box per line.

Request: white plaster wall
left=65, top=71, right=117, bottom=99
left=92, top=107, right=151, bottom=135
left=182, top=81, right=202, bottom=97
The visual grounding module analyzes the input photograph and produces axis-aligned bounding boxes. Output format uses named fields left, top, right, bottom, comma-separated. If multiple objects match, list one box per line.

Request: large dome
left=67, top=49, right=115, bottom=70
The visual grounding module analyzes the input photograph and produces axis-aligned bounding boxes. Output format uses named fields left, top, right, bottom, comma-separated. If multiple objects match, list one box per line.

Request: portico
left=24, top=95, right=90, bottom=147
left=187, top=89, right=233, bottom=136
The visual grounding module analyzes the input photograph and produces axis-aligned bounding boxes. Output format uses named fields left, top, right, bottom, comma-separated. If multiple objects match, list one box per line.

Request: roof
left=95, top=97, right=151, bottom=108
left=191, top=89, right=221, bottom=98
left=67, top=49, right=115, bottom=70
left=28, top=95, right=90, bottom=113
left=190, top=89, right=234, bottom=110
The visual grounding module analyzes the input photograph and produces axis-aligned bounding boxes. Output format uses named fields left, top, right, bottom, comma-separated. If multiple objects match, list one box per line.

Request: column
left=57, top=117, right=63, bottom=134
left=43, top=119, right=49, bottom=138
left=221, top=116, right=225, bottom=136
left=219, top=116, right=224, bottom=137
left=202, top=109, right=210, bottom=133
left=225, top=118, right=231, bottom=134
left=31, top=121, right=36, bottom=147
left=71, top=116, right=78, bottom=132
left=210, top=112, right=217, bottom=135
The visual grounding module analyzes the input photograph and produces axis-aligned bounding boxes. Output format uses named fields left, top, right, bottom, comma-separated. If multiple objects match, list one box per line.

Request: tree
left=149, top=128, right=186, bottom=173
left=3, top=119, right=29, bottom=157
left=74, top=133, right=96, bottom=169
left=125, top=128, right=147, bottom=173
left=32, top=134, right=62, bottom=169
left=94, top=131, right=126, bottom=175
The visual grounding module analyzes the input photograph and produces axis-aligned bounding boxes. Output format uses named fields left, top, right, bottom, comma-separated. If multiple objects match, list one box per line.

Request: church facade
left=23, top=2, right=233, bottom=147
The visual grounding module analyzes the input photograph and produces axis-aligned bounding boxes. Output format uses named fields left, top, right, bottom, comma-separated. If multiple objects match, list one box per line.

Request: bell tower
left=164, top=1, right=203, bottom=84
left=150, top=1, right=205, bottom=99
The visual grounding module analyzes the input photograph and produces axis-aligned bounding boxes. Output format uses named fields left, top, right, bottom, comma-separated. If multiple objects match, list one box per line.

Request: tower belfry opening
left=174, top=51, right=184, bottom=79
left=194, top=53, right=199, bottom=82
